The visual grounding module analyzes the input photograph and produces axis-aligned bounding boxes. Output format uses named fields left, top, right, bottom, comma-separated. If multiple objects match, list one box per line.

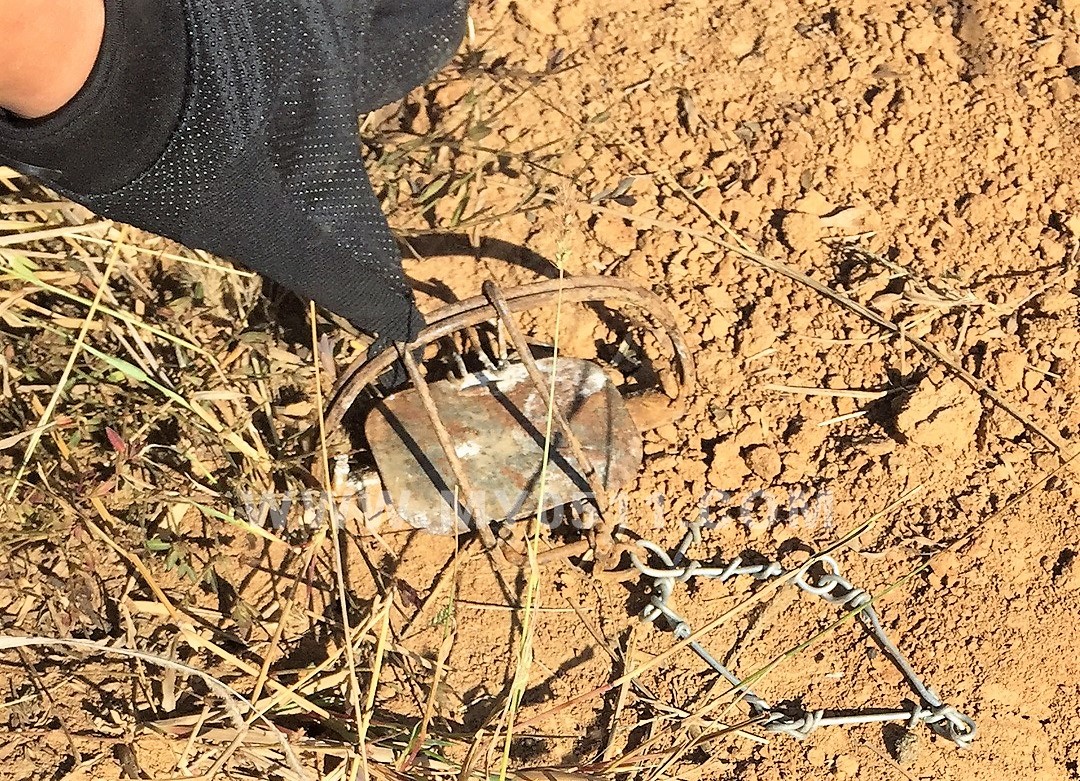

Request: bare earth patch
left=2, top=0, right=1080, bottom=779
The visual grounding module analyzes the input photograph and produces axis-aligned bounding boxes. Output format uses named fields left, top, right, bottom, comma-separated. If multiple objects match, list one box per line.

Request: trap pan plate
left=365, top=358, right=643, bottom=534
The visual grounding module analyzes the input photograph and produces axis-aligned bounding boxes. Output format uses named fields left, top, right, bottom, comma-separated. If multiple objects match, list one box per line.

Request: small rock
left=723, top=192, right=765, bottom=225
left=987, top=407, right=1026, bottom=440
left=1034, top=38, right=1064, bottom=67
left=780, top=211, right=824, bottom=253
left=905, top=23, right=939, bottom=54
left=744, top=445, right=782, bottom=481
left=1040, top=237, right=1068, bottom=263
left=895, top=377, right=982, bottom=450
left=707, top=438, right=750, bottom=487
left=592, top=214, right=639, bottom=256
left=704, top=313, right=730, bottom=342
left=1057, top=555, right=1080, bottom=591
left=1004, top=188, right=1030, bottom=222
left=650, top=455, right=677, bottom=472
left=819, top=206, right=866, bottom=232
left=695, top=187, right=726, bottom=215
left=961, top=192, right=994, bottom=226
left=805, top=746, right=828, bottom=767
left=625, top=394, right=680, bottom=431
left=848, top=141, right=872, bottom=169
left=435, top=81, right=472, bottom=109
left=1036, top=290, right=1076, bottom=314
left=929, top=549, right=960, bottom=579
left=408, top=104, right=432, bottom=135
left=1034, top=452, right=1058, bottom=473
left=734, top=424, right=763, bottom=449
left=870, top=291, right=904, bottom=316
left=702, top=285, right=736, bottom=312
left=515, top=4, right=560, bottom=35
left=1025, top=385, right=1050, bottom=411
left=555, top=3, right=589, bottom=31
left=736, top=307, right=777, bottom=357
left=994, top=351, right=1027, bottom=389
left=792, top=190, right=833, bottom=216
left=656, top=423, right=679, bottom=443
left=1063, top=40, right=1080, bottom=68
left=729, top=32, right=758, bottom=58
left=1052, top=77, right=1077, bottom=102
left=834, top=754, right=860, bottom=778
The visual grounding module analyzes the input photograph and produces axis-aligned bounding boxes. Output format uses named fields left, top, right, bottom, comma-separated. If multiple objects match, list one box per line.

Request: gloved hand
left=0, top=0, right=467, bottom=343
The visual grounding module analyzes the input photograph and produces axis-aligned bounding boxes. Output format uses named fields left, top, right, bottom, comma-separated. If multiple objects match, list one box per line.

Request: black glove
left=0, top=0, right=466, bottom=343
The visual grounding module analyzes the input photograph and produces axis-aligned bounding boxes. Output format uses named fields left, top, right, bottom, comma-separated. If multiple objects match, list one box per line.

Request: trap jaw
left=324, top=276, right=696, bottom=567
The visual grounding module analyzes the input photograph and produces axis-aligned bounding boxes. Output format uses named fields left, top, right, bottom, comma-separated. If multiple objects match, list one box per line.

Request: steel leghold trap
left=320, top=277, right=978, bottom=748
left=324, top=276, right=695, bottom=566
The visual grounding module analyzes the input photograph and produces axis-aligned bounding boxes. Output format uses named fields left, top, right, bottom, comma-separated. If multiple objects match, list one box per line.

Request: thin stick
left=0, top=250, right=208, bottom=354
left=401, top=348, right=499, bottom=549
left=762, top=383, right=895, bottom=400
left=602, top=627, right=636, bottom=763
left=494, top=268, right=568, bottom=780
left=309, top=300, right=365, bottom=770
left=5, top=234, right=122, bottom=500
left=482, top=280, right=610, bottom=510
left=248, top=524, right=330, bottom=706
left=590, top=202, right=1066, bottom=454
left=357, top=598, right=393, bottom=779
left=181, top=620, right=333, bottom=721
left=86, top=498, right=181, bottom=623
left=0, top=637, right=308, bottom=778
left=0, top=220, right=112, bottom=247
left=818, top=411, right=868, bottom=427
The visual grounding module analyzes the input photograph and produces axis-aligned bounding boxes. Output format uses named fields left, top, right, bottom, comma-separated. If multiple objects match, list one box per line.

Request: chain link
left=630, top=521, right=977, bottom=748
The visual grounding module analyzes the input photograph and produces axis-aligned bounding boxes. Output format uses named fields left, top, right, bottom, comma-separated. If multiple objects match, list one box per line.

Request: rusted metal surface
left=325, top=276, right=696, bottom=432
left=321, top=275, right=693, bottom=563
left=399, top=348, right=500, bottom=549
left=482, top=280, right=611, bottom=512
left=365, top=357, right=643, bottom=535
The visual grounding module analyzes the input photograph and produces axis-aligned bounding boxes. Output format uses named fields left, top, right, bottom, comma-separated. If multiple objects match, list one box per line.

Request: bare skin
left=0, top=0, right=105, bottom=118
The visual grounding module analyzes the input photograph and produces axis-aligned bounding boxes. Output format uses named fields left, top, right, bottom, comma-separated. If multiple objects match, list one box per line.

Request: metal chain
left=630, top=521, right=977, bottom=748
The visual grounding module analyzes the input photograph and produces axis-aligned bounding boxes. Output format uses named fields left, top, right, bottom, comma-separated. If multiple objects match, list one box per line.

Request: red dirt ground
left=3, top=0, right=1080, bottom=779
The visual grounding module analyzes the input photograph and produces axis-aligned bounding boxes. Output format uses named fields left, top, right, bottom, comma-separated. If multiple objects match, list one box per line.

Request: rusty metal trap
left=318, top=275, right=977, bottom=749
left=322, top=276, right=696, bottom=567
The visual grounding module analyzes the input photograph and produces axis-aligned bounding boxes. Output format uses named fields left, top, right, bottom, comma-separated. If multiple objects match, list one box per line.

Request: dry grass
left=0, top=39, right=649, bottom=780
left=0, top=15, right=1024, bottom=781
